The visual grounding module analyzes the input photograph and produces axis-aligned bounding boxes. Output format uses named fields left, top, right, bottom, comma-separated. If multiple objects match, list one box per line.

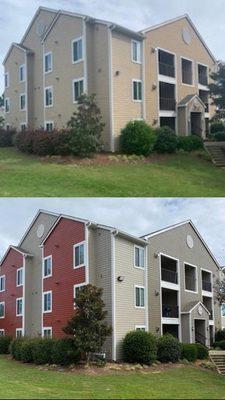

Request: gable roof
left=140, top=14, right=216, bottom=63
left=3, top=43, right=33, bottom=65
left=142, top=220, right=221, bottom=270
left=0, top=245, right=33, bottom=266
left=181, top=300, right=210, bottom=315
left=178, top=94, right=206, bottom=108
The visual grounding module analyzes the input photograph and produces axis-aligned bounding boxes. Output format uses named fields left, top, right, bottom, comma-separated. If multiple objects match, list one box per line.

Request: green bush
left=154, top=126, right=177, bottom=154
left=212, top=131, right=225, bottom=142
left=0, top=336, right=12, bottom=354
left=52, top=338, right=80, bottom=366
left=210, top=121, right=225, bottom=134
left=123, top=331, right=157, bottom=365
left=214, top=340, right=225, bottom=350
left=215, top=329, right=225, bottom=342
left=120, top=120, right=156, bottom=156
left=0, top=129, right=16, bottom=147
left=181, top=344, right=198, bottom=362
left=195, top=343, right=209, bottom=360
left=20, top=339, right=36, bottom=363
left=10, top=338, right=26, bottom=361
left=157, top=334, right=182, bottom=363
left=32, top=338, right=55, bottom=365
left=177, top=135, right=203, bottom=152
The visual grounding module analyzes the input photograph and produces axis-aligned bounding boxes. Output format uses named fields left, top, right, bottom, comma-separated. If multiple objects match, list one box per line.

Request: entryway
left=191, top=112, right=202, bottom=136
left=194, top=319, right=206, bottom=345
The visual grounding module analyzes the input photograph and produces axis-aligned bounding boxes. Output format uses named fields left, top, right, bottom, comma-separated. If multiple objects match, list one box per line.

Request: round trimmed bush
left=123, top=330, right=157, bottom=365
left=212, top=131, right=225, bottom=141
left=10, top=338, right=26, bottom=361
left=181, top=344, right=198, bottom=362
left=52, top=338, right=80, bottom=366
left=153, top=126, right=177, bottom=154
left=214, top=340, right=225, bottom=350
left=215, top=329, right=225, bottom=342
left=20, top=339, right=35, bottom=363
left=157, top=334, right=182, bottom=363
left=210, top=121, right=225, bottom=134
left=32, top=338, right=55, bottom=365
left=120, top=120, right=156, bottom=156
left=0, top=129, right=16, bottom=147
left=195, top=343, right=208, bottom=360
left=0, top=336, right=12, bottom=354
left=177, top=135, right=203, bottom=152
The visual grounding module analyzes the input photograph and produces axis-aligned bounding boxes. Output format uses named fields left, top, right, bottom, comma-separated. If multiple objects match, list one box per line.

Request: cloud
left=0, top=198, right=224, bottom=266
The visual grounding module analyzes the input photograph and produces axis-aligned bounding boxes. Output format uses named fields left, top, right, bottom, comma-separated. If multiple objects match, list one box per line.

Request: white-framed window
left=20, top=93, right=26, bottom=111
left=20, top=123, right=26, bottom=132
left=16, top=268, right=23, bottom=287
left=43, top=291, right=52, bottom=313
left=135, top=325, right=146, bottom=331
left=44, top=52, right=52, bottom=73
left=181, top=57, right=193, bottom=86
left=73, top=241, right=85, bottom=268
left=16, top=298, right=23, bottom=316
left=4, top=72, right=9, bottom=88
left=222, top=304, right=225, bottom=317
left=5, top=98, right=10, bottom=113
left=43, top=256, right=52, bottom=278
left=0, top=276, right=5, bottom=292
left=45, top=121, right=54, bottom=132
left=74, top=283, right=85, bottom=299
left=0, top=329, right=5, bottom=337
left=43, top=327, right=52, bottom=338
left=72, top=37, right=83, bottom=63
left=44, top=86, right=53, bottom=107
left=132, top=80, right=142, bottom=101
left=73, top=78, right=84, bottom=103
left=134, top=246, right=144, bottom=268
left=16, top=328, right=23, bottom=338
left=19, top=64, right=25, bottom=83
left=131, top=40, right=141, bottom=63
left=0, top=302, right=5, bottom=318
left=135, top=286, right=145, bottom=308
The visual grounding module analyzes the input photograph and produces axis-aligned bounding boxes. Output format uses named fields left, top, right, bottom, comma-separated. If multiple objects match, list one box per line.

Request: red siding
left=43, top=218, right=86, bottom=337
left=0, top=249, right=23, bottom=336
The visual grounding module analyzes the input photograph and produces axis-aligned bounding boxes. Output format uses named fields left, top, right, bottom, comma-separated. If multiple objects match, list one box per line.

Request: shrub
left=214, top=340, right=225, bottom=350
left=210, top=121, right=225, bottom=134
left=52, top=338, right=80, bottom=366
left=181, top=344, right=198, bottom=362
left=195, top=343, right=209, bottom=360
left=20, top=339, right=36, bottom=363
left=211, top=131, right=225, bottom=142
left=123, top=331, right=157, bottom=365
left=15, top=130, right=36, bottom=153
left=177, top=135, right=203, bottom=152
left=157, top=334, right=182, bottom=363
left=32, top=338, right=55, bottom=365
left=120, top=120, right=156, bottom=156
left=215, top=329, right=225, bottom=342
left=0, top=336, right=12, bottom=354
left=0, top=129, right=16, bottom=147
left=10, top=338, right=26, bottom=361
left=153, top=126, right=177, bottom=154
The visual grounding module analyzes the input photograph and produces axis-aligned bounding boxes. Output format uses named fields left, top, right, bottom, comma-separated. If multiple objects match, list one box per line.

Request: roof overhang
left=181, top=301, right=210, bottom=315
left=0, top=245, right=33, bottom=266
left=178, top=94, right=206, bottom=108
left=3, top=43, right=33, bottom=65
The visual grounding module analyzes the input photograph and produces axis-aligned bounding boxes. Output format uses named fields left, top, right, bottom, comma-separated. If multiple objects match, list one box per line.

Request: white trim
left=209, top=320, right=214, bottom=326
left=19, top=64, right=26, bottom=83
left=83, top=21, right=88, bottom=93
left=202, top=290, right=213, bottom=298
left=201, top=268, right=213, bottom=296
left=44, top=121, right=54, bottom=131
left=16, top=267, right=24, bottom=287
left=42, top=327, right=52, bottom=338
left=20, top=123, right=27, bottom=131
left=111, top=232, right=116, bottom=361
left=71, top=36, right=84, bottom=64
left=85, top=224, right=89, bottom=284
left=16, top=328, right=24, bottom=338
left=161, top=281, right=179, bottom=291
left=16, top=297, right=23, bottom=317
left=184, top=262, right=198, bottom=294
left=162, top=318, right=180, bottom=325
left=180, top=56, right=194, bottom=87
left=142, top=40, right=146, bottom=120
left=158, top=75, right=176, bottom=84
left=132, top=79, right=143, bottom=102
left=181, top=300, right=210, bottom=315
left=0, top=329, right=5, bottom=336
left=72, top=77, right=85, bottom=103
left=108, top=27, right=115, bottom=152
left=73, top=283, right=86, bottom=300
left=134, top=245, right=145, bottom=269
left=19, top=93, right=26, bottom=112
left=22, top=255, right=25, bottom=335
left=134, top=285, right=145, bottom=309
left=159, top=111, right=176, bottom=118
left=43, top=42, right=46, bottom=127
left=0, top=275, right=5, bottom=292
left=44, top=51, right=53, bottom=74
left=43, top=255, right=52, bottom=279
left=131, top=39, right=142, bottom=64
left=0, top=302, right=5, bottom=319
left=41, top=246, right=44, bottom=335
left=135, top=325, right=146, bottom=331
left=73, top=240, right=86, bottom=269
left=44, top=86, right=53, bottom=108
left=43, top=290, right=52, bottom=313
left=197, top=62, right=209, bottom=87
left=145, top=246, right=149, bottom=331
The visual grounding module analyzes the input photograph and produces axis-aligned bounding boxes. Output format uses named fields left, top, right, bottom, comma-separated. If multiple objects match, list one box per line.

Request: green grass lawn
left=0, top=357, right=224, bottom=399
left=0, top=148, right=225, bottom=197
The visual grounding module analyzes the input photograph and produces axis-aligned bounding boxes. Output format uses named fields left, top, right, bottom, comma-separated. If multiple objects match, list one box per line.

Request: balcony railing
left=161, top=268, right=178, bottom=284
left=182, top=71, right=193, bottom=85
left=202, top=280, right=212, bottom=292
left=159, top=97, right=176, bottom=111
left=185, top=277, right=197, bottom=292
left=162, top=304, right=179, bottom=318
left=159, top=62, right=175, bottom=78
left=199, top=73, right=208, bottom=86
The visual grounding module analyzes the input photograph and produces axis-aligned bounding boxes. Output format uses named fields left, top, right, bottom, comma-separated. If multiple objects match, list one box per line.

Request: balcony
left=159, top=62, right=175, bottom=78
left=159, top=82, right=176, bottom=111
left=161, top=268, right=178, bottom=284
left=199, top=73, right=208, bottom=86
left=160, top=97, right=176, bottom=111
left=162, top=304, right=179, bottom=318
left=202, top=280, right=212, bottom=292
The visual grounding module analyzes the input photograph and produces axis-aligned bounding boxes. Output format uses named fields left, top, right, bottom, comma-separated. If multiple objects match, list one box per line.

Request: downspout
left=111, top=229, right=118, bottom=361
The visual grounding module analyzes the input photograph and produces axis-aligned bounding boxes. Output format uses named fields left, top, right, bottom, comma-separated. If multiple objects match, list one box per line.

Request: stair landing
left=209, top=350, right=225, bottom=375
left=204, top=141, right=225, bottom=167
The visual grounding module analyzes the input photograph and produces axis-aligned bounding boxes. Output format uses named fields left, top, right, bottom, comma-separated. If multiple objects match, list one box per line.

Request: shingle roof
left=181, top=301, right=210, bottom=314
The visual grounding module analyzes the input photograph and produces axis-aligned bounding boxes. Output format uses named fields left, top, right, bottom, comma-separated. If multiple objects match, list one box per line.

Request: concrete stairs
left=204, top=141, right=225, bottom=167
left=209, top=351, right=225, bottom=375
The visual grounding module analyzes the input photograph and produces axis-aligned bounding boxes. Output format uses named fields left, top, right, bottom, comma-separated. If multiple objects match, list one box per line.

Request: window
left=45, top=122, right=54, bottom=132
left=0, top=302, right=4, bottom=318
left=201, top=269, right=212, bottom=292
left=134, top=246, right=144, bottom=268
left=20, top=123, right=26, bottom=132
left=43, top=327, right=52, bottom=338
left=198, top=64, right=208, bottom=86
left=19, top=65, right=25, bottom=82
left=16, top=329, right=23, bottom=338
left=222, top=304, right=225, bottom=317
left=132, top=80, right=142, bottom=101
left=72, top=37, right=83, bottom=63
left=73, top=79, right=84, bottom=103
left=132, top=40, right=141, bottom=63
left=0, top=276, right=5, bottom=292
left=43, top=256, right=52, bottom=278
left=44, top=52, right=52, bottom=73
left=158, top=49, right=175, bottom=78
left=181, top=58, right=193, bottom=85
left=20, top=94, right=26, bottom=111
left=0, top=330, right=4, bottom=337
left=135, top=286, right=145, bottom=308
left=45, top=87, right=53, bottom=107
left=135, top=326, right=146, bottom=331
left=184, top=263, right=197, bottom=292
left=5, top=98, right=10, bottom=113
left=16, top=268, right=23, bottom=287
left=73, top=242, right=85, bottom=268
left=43, top=291, right=52, bottom=313
left=4, top=73, right=9, bottom=88
left=16, top=298, right=23, bottom=316
left=74, top=284, right=85, bottom=299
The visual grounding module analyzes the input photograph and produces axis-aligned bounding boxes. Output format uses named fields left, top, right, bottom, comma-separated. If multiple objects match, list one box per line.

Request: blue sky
left=0, top=198, right=224, bottom=265
left=0, top=0, right=225, bottom=94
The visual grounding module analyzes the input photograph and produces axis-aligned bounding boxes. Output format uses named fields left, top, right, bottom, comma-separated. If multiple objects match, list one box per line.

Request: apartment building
left=0, top=210, right=222, bottom=359
left=3, top=7, right=217, bottom=151
left=221, top=268, right=225, bottom=329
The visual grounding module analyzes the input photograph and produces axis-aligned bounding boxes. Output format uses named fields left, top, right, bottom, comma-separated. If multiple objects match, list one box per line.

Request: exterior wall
left=0, top=249, right=24, bottom=337
left=42, top=217, right=86, bottom=337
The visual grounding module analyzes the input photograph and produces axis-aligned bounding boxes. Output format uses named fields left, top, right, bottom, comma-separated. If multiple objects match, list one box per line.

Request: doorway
left=195, top=319, right=206, bottom=345
left=191, top=112, right=202, bottom=136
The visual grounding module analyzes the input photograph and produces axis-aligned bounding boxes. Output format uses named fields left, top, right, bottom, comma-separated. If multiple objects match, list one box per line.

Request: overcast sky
left=0, top=0, right=224, bottom=94
left=0, top=198, right=224, bottom=266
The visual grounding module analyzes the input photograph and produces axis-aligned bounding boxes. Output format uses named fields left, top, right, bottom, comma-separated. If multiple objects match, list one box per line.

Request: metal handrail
left=162, top=304, right=179, bottom=318
left=202, top=280, right=212, bottom=292
left=161, top=267, right=178, bottom=284
left=159, top=62, right=175, bottom=78
left=159, top=97, right=176, bottom=111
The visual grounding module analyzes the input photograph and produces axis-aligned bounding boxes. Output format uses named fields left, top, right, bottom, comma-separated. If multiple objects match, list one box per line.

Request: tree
left=214, top=271, right=225, bottom=305
left=0, top=94, right=4, bottom=108
left=67, top=94, right=105, bottom=157
left=209, top=62, right=225, bottom=116
left=63, top=284, right=112, bottom=363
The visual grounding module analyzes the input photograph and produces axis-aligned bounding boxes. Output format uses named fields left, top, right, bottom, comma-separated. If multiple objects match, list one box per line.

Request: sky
left=0, top=197, right=225, bottom=266
left=0, top=0, right=225, bottom=94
